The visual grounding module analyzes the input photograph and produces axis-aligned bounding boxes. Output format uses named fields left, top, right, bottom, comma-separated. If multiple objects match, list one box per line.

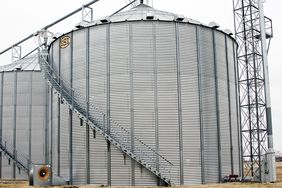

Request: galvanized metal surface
left=2, top=73, right=15, bottom=179
left=109, top=23, right=132, bottom=186
left=51, top=93, right=58, bottom=177
left=0, top=73, right=3, bottom=178
left=59, top=29, right=71, bottom=182
left=16, top=72, right=30, bottom=179
left=198, top=26, right=219, bottom=183
left=179, top=24, right=201, bottom=185
left=0, top=8, right=239, bottom=184
left=227, top=38, right=240, bottom=175
left=89, top=4, right=201, bottom=27
left=89, top=25, right=108, bottom=185
left=215, top=32, right=232, bottom=177
left=31, top=73, right=46, bottom=164
left=0, top=55, right=40, bottom=72
left=72, top=28, right=87, bottom=185
left=0, top=61, right=47, bottom=179
left=72, top=115, right=87, bottom=185
left=60, top=104, right=70, bottom=181
left=89, top=129, right=108, bottom=185
left=49, top=12, right=239, bottom=185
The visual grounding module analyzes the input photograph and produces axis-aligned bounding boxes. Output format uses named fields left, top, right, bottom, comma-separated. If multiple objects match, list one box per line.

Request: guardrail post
left=15, top=150, right=17, bottom=163
left=28, top=159, right=30, bottom=172
left=38, top=49, right=174, bottom=185
left=103, top=114, right=106, bottom=135
left=71, top=90, right=74, bottom=111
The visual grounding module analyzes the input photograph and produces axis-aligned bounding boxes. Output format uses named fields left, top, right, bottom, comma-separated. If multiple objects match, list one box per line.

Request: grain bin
left=0, top=55, right=48, bottom=179
left=47, top=3, right=241, bottom=186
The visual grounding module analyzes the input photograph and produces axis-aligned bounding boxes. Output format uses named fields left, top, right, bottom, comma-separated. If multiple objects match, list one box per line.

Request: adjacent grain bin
left=48, top=3, right=241, bottom=186
left=0, top=54, right=48, bottom=179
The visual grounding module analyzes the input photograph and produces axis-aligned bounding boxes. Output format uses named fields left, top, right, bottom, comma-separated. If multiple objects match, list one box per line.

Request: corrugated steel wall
left=51, top=39, right=60, bottom=178
left=51, top=93, right=59, bottom=177
left=1, top=72, right=15, bottom=179
left=15, top=72, right=29, bottom=180
left=49, top=20, right=240, bottom=186
left=60, top=104, right=70, bottom=181
left=178, top=24, right=201, bottom=184
left=110, top=23, right=132, bottom=186
left=60, top=31, right=72, bottom=182
left=215, top=32, right=232, bottom=177
left=89, top=25, right=108, bottom=185
left=228, top=39, right=241, bottom=175
left=156, top=22, right=180, bottom=184
left=31, top=73, right=46, bottom=164
left=0, top=70, right=47, bottom=179
left=15, top=73, right=29, bottom=154
left=132, top=21, right=157, bottom=186
left=198, top=26, right=219, bottom=183
left=0, top=73, right=3, bottom=178
left=89, top=132, right=108, bottom=185
left=72, top=116, right=87, bottom=184
left=72, top=29, right=88, bottom=185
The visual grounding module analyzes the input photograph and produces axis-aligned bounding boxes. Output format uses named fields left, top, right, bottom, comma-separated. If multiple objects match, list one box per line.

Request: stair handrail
left=0, top=136, right=30, bottom=172
left=39, top=51, right=173, bottom=184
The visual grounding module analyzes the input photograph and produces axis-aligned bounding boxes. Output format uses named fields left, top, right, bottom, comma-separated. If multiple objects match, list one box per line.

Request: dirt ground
left=1, top=162, right=282, bottom=188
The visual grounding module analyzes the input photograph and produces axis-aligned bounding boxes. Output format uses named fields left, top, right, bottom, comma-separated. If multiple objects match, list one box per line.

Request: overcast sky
left=0, top=0, right=281, bottom=152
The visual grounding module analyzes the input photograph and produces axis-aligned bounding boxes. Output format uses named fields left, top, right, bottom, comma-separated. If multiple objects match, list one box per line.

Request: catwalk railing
left=39, top=50, right=173, bottom=186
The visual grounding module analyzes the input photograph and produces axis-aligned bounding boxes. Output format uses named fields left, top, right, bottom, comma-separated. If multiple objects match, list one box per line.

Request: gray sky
left=0, top=0, right=281, bottom=152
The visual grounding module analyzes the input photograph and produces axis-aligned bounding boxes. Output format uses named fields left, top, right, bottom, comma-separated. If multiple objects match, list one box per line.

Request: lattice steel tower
left=233, top=0, right=276, bottom=182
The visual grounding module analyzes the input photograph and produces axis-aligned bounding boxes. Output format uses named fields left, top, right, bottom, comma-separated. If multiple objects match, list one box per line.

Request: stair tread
left=39, top=56, right=173, bottom=186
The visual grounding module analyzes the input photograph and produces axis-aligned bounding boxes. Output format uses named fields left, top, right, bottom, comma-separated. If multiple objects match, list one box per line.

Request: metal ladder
left=0, top=136, right=30, bottom=174
left=39, top=50, right=173, bottom=186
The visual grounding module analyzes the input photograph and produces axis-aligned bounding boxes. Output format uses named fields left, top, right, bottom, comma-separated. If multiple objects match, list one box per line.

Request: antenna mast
left=233, top=0, right=275, bottom=182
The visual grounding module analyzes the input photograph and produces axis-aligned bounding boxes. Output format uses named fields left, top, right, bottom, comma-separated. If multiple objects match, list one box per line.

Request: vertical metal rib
left=225, top=36, right=234, bottom=174
left=49, top=46, right=54, bottom=184
left=152, top=21, right=160, bottom=185
left=48, top=46, right=54, bottom=182
left=233, top=42, right=243, bottom=177
left=196, top=26, right=205, bottom=184
left=57, top=42, right=61, bottom=177
left=28, top=72, right=33, bottom=171
left=69, top=31, right=74, bottom=184
left=175, top=22, right=184, bottom=185
left=57, top=86, right=61, bottom=176
left=50, top=87, right=53, bottom=181
left=0, top=73, right=4, bottom=178
left=13, top=71, right=17, bottom=179
left=86, top=124, right=90, bottom=184
left=86, top=28, right=90, bottom=184
left=129, top=23, right=135, bottom=186
left=212, top=29, right=222, bottom=182
left=45, top=74, right=49, bottom=164
left=106, top=24, right=111, bottom=186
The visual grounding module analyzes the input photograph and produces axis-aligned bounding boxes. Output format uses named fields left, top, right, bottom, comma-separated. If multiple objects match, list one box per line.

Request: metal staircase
left=0, top=136, right=30, bottom=174
left=39, top=49, right=174, bottom=186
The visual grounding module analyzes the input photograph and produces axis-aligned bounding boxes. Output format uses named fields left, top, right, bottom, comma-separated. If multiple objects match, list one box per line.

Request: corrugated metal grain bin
left=0, top=55, right=48, bottom=179
left=48, top=4, right=241, bottom=186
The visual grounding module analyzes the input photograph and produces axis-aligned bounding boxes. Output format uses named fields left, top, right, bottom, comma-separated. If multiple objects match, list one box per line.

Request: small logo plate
left=60, top=35, right=71, bottom=49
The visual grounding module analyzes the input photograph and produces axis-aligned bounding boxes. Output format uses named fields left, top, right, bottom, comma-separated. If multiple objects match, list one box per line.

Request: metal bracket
left=82, top=6, right=93, bottom=23
left=11, top=46, right=21, bottom=62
